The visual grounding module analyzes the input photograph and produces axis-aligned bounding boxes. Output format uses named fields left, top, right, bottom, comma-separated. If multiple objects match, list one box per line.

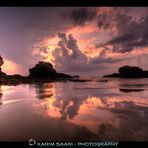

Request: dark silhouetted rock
left=103, top=73, right=120, bottom=78
left=0, top=71, right=7, bottom=78
left=72, top=75, right=79, bottom=78
left=0, top=55, right=4, bottom=67
left=7, top=74, right=24, bottom=79
left=29, top=61, right=72, bottom=79
left=29, top=61, right=56, bottom=78
left=103, top=65, right=148, bottom=78
left=97, top=79, right=108, bottom=82
left=54, top=73, right=73, bottom=79
left=118, top=65, right=143, bottom=78
left=0, top=57, right=90, bottom=85
left=0, top=55, right=7, bottom=78
left=119, top=88, right=145, bottom=93
left=69, top=79, right=91, bottom=82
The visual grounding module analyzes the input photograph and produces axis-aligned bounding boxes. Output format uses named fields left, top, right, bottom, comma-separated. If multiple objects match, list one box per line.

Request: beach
left=0, top=77, right=148, bottom=141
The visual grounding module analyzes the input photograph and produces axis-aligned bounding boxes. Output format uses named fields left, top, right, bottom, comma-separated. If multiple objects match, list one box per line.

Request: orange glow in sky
left=2, top=59, right=21, bottom=75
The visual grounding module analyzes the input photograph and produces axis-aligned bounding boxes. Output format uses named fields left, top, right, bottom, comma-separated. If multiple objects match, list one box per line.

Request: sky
left=0, top=7, right=148, bottom=76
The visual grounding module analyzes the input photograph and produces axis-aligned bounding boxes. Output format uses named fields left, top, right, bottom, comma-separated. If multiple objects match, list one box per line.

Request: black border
left=0, top=0, right=148, bottom=7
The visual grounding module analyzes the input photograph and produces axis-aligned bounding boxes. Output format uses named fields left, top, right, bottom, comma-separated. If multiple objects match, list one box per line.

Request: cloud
left=52, top=33, right=127, bottom=75
left=68, top=8, right=98, bottom=26
left=1, top=7, right=148, bottom=76
left=97, top=7, right=148, bottom=53
left=0, top=7, right=75, bottom=75
left=52, top=33, right=88, bottom=74
left=97, top=13, right=115, bottom=31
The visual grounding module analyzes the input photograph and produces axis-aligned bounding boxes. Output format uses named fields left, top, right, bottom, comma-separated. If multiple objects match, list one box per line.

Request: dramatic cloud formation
left=0, top=7, right=148, bottom=76
left=52, top=33, right=126, bottom=75
left=0, top=7, right=73, bottom=74
left=96, top=7, right=148, bottom=53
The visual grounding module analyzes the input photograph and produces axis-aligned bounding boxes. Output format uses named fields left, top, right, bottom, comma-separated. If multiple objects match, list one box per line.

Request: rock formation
left=29, top=61, right=72, bottom=79
left=29, top=61, right=57, bottom=78
left=0, top=54, right=90, bottom=85
left=103, top=65, right=148, bottom=78
left=0, top=55, right=7, bottom=77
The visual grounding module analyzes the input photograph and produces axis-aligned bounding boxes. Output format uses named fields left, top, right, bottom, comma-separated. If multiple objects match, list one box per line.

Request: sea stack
left=29, top=61, right=72, bottom=79
left=103, top=65, right=148, bottom=78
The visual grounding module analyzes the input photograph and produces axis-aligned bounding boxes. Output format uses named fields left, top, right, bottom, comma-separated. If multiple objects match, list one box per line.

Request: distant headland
left=103, top=65, right=148, bottom=78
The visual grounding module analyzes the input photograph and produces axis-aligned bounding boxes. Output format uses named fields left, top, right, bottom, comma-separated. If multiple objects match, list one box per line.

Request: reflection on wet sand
left=0, top=79, right=148, bottom=141
left=35, top=83, right=54, bottom=100
left=32, top=82, right=148, bottom=141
